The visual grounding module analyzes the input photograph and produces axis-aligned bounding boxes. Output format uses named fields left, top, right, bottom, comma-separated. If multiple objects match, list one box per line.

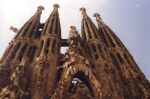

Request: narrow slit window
left=37, top=40, right=44, bottom=56
left=55, top=19, right=58, bottom=34
left=52, top=40, right=56, bottom=52
left=86, top=45, right=92, bottom=58
left=43, top=19, right=51, bottom=35
left=45, top=39, right=51, bottom=54
left=110, top=53, right=120, bottom=69
left=18, top=44, right=27, bottom=61
left=124, top=53, right=131, bottom=64
left=10, top=42, right=21, bottom=60
left=101, top=29, right=109, bottom=47
left=27, top=46, right=37, bottom=61
left=98, top=44, right=102, bottom=53
left=104, top=29, right=115, bottom=47
left=22, top=22, right=32, bottom=37
left=28, top=22, right=37, bottom=38
left=85, top=21, right=92, bottom=39
left=90, top=21, right=98, bottom=39
left=91, top=43, right=96, bottom=52
left=82, top=21, right=87, bottom=40
left=49, top=18, right=54, bottom=34
left=117, top=53, right=124, bottom=63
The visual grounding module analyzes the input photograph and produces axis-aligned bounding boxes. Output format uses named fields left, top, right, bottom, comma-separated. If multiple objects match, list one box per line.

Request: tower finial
left=93, top=13, right=102, bottom=20
left=53, top=4, right=60, bottom=11
left=94, top=13, right=106, bottom=27
left=37, top=6, right=44, bottom=12
left=53, top=4, right=59, bottom=8
left=53, top=4, right=60, bottom=12
left=80, top=7, right=87, bottom=16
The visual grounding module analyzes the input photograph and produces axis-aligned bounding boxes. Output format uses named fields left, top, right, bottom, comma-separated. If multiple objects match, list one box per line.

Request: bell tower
left=30, top=4, right=61, bottom=99
left=0, top=5, right=43, bottom=89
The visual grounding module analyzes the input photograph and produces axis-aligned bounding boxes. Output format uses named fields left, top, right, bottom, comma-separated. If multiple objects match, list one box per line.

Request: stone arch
left=52, top=63, right=100, bottom=99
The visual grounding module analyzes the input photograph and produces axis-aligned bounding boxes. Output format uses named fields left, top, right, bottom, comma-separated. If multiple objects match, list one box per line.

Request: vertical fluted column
left=80, top=7, right=104, bottom=60
left=94, top=13, right=123, bottom=48
left=15, top=43, right=26, bottom=59
left=5, top=42, right=21, bottom=62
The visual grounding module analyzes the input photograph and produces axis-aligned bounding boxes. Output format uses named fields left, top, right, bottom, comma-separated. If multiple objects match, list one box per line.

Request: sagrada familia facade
left=0, top=4, right=150, bottom=99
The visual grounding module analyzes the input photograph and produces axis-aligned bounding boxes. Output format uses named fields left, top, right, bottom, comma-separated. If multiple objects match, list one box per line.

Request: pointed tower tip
left=53, top=4, right=60, bottom=8
left=80, top=7, right=87, bottom=16
left=93, top=13, right=102, bottom=20
left=37, top=6, right=45, bottom=11
left=93, top=13, right=100, bottom=18
left=53, top=4, right=60, bottom=12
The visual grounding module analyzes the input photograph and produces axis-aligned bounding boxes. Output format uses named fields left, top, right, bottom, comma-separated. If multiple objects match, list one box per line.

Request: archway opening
left=67, top=71, right=95, bottom=97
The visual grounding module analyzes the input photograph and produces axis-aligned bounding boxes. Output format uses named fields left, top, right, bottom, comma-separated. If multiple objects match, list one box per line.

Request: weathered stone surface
left=0, top=4, right=150, bottom=99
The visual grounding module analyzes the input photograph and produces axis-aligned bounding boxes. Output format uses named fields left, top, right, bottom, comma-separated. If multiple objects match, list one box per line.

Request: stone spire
left=80, top=7, right=100, bottom=40
left=1, top=6, right=43, bottom=63
left=0, top=6, right=43, bottom=89
left=94, top=12, right=150, bottom=98
left=94, top=12, right=125, bottom=48
left=94, top=12, right=143, bottom=73
left=80, top=8, right=106, bottom=62
left=15, top=6, right=44, bottom=39
left=42, top=4, right=61, bottom=37
left=30, top=4, right=61, bottom=99
left=4, top=6, right=43, bottom=62
left=37, top=4, right=61, bottom=56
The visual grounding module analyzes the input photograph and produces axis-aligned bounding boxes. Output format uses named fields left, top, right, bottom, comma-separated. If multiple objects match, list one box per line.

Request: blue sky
left=0, top=0, right=150, bottom=80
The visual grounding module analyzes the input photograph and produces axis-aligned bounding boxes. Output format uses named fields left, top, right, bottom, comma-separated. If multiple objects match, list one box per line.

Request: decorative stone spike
left=80, top=7, right=87, bottom=16
left=53, top=4, right=60, bottom=8
left=10, top=26, right=18, bottom=33
left=37, top=5, right=44, bottom=11
left=93, top=13, right=101, bottom=19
